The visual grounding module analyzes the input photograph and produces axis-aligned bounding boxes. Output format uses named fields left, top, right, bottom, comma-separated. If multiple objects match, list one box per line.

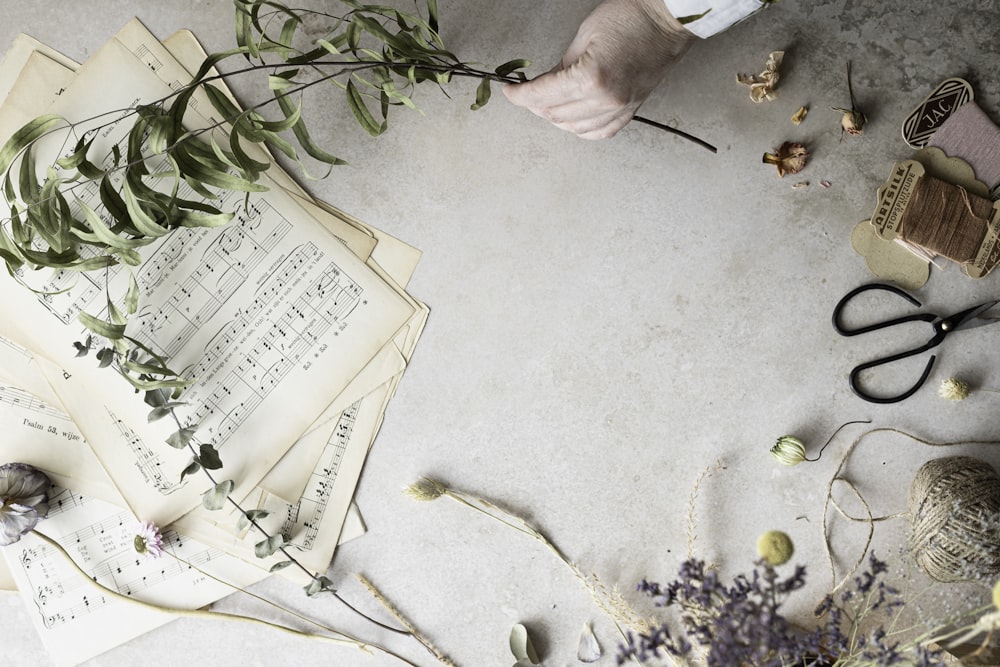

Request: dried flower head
left=404, top=477, right=447, bottom=501
left=770, top=436, right=807, bottom=466
left=756, top=530, right=794, bottom=566
left=762, top=142, right=808, bottom=177
left=737, top=50, right=784, bottom=103
left=939, top=377, right=971, bottom=401
left=0, top=462, right=51, bottom=546
left=832, top=62, right=867, bottom=138
left=134, top=521, right=165, bottom=558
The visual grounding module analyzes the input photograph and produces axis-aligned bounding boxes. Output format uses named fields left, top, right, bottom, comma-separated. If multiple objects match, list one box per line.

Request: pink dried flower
left=134, top=521, right=165, bottom=558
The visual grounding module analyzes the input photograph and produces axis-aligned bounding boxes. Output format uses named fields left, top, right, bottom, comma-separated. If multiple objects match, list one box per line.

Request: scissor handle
left=832, top=283, right=938, bottom=335
left=849, top=349, right=938, bottom=404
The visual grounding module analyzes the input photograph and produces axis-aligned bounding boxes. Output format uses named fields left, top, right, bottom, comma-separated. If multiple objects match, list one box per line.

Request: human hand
left=502, top=0, right=695, bottom=139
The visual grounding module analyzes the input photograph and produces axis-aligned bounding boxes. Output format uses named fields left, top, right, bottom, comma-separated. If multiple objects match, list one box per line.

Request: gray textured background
left=2, top=1, right=1000, bottom=665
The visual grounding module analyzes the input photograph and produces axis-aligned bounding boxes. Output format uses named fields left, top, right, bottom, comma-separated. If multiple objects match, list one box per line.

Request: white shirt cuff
left=663, top=0, right=766, bottom=38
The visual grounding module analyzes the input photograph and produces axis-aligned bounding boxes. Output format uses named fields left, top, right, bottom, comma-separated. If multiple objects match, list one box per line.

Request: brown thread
left=896, top=175, right=993, bottom=264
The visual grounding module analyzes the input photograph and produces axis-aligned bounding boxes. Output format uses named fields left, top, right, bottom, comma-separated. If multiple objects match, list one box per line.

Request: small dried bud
left=770, top=436, right=807, bottom=466
left=404, top=477, right=447, bottom=501
left=762, top=142, right=809, bottom=177
left=939, top=377, right=971, bottom=401
left=834, top=107, right=867, bottom=136
left=757, top=530, right=794, bottom=566
left=791, top=106, right=808, bottom=125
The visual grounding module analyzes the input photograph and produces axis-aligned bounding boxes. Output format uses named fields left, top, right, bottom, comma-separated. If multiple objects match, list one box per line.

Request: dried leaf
left=509, top=624, right=541, bottom=665
left=577, top=623, right=602, bottom=663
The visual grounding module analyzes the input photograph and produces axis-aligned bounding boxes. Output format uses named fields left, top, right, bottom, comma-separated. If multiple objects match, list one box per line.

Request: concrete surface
left=2, top=0, right=1000, bottom=665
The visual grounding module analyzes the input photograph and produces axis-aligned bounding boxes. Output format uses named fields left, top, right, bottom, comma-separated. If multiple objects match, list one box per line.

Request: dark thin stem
left=631, top=115, right=717, bottom=153
left=805, top=419, right=872, bottom=462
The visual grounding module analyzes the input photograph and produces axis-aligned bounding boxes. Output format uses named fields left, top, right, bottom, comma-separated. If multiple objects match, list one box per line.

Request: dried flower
left=939, top=377, right=971, bottom=401
left=757, top=530, right=794, bottom=566
left=133, top=521, right=165, bottom=558
left=832, top=62, right=867, bottom=138
left=404, top=477, right=447, bottom=501
left=791, top=106, right=808, bottom=125
left=770, top=436, right=807, bottom=466
left=737, top=51, right=784, bottom=103
left=0, top=462, right=51, bottom=546
left=762, top=141, right=808, bottom=177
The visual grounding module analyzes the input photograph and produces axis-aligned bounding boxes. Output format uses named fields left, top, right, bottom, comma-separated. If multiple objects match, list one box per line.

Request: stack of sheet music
left=0, top=19, right=427, bottom=666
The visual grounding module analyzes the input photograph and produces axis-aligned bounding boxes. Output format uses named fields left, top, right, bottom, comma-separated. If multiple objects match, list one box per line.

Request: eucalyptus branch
left=154, top=405, right=407, bottom=635
left=30, top=530, right=421, bottom=664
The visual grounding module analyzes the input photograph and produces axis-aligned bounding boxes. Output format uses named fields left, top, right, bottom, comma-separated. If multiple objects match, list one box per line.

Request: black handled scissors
left=832, top=283, right=1000, bottom=403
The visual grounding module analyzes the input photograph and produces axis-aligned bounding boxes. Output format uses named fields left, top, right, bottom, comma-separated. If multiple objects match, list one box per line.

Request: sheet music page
left=0, top=21, right=417, bottom=525
left=0, top=383, right=120, bottom=504
left=2, top=488, right=269, bottom=667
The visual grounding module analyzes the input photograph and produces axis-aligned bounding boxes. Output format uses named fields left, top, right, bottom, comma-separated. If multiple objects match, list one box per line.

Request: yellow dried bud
left=770, top=436, right=807, bottom=466
left=757, top=530, right=794, bottom=566
left=939, top=377, right=971, bottom=401
left=404, top=477, right=447, bottom=501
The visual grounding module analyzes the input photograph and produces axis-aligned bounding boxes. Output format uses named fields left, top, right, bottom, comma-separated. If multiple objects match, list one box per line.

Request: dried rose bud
left=832, top=62, right=867, bottom=138
left=834, top=107, right=867, bottom=136
left=762, top=141, right=809, bottom=177
left=0, top=462, right=51, bottom=546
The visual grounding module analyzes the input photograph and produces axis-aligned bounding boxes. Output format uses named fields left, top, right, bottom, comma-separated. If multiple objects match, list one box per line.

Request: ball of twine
left=908, top=456, right=1000, bottom=583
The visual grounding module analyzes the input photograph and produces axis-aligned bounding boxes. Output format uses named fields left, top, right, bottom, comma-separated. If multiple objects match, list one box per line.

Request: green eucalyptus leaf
left=236, top=508, right=270, bottom=532
left=197, top=443, right=223, bottom=470
left=470, top=77, right=491, bottom=110
left=202, top=479, right=234, bottom=511
left=180, top=458, right=202, bottom=481
left=95, top=347, right=115, bottom=369
left=78, top=311, right=125, bottom=340
left=254, top=533, right=284, bottom=558
left=304, top=574, right=334, bottom=596
left=345, top=79, right=384, bottom=137
left=495, top=59, right=531, bottom=78
left=274, top=93, right=345, bottom=167
left=147, top=402, right=186, bottom=422
left=0, top=114, right=64, bottom=176
left=166, top=426, right=197, bottom=449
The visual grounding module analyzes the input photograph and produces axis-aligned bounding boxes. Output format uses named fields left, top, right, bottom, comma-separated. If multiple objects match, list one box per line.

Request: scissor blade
left=950, top=300, right=1000, bottom=331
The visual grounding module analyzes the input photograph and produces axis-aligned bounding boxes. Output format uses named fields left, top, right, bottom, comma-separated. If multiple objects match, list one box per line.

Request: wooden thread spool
left=896, top=175, right=995, bottom=265
left=908, top=456, right=1000, bottom=583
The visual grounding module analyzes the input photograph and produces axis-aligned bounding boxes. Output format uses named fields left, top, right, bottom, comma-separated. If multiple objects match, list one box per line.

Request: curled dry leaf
left=578, top=623, right=602, bottom=663
left=762, top=142, right=809, bottom=177
left=737, top=50, right=784, bottom=103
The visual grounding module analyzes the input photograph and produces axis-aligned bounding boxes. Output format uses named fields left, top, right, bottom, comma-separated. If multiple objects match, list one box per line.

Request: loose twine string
left=896, top=175, right=995, bottom=265
left=822, top=427, right=1000, bottom=593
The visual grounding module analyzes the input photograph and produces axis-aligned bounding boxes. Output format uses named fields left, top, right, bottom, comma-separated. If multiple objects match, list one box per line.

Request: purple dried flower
left=0, top=462, right=51, bottom=546
left=133, top=521, right=165, bottom=558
